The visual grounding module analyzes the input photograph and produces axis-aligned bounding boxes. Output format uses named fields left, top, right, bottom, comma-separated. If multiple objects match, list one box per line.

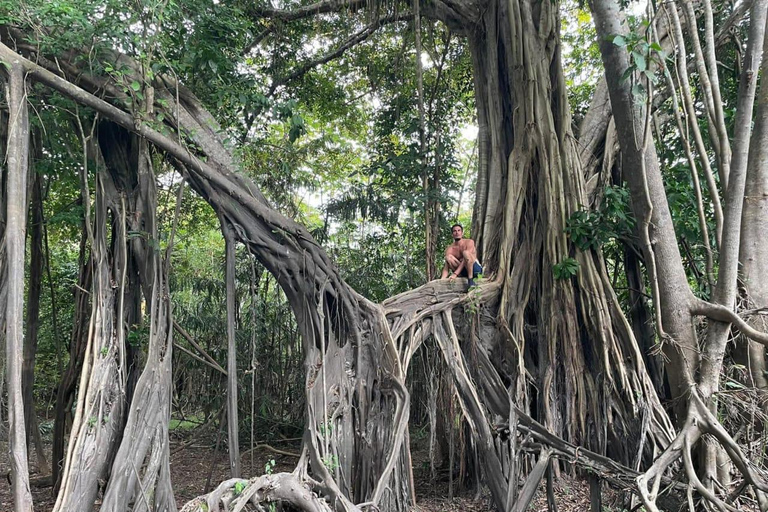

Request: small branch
left=269, top=13, right=410, bottom=93
left=173, top=320, right=227, bottom=375
left=246, top=0, right=367, bottom=21
left=173, top=341, right=226, bottom=375
left=240, top=444, right=300, bottom=459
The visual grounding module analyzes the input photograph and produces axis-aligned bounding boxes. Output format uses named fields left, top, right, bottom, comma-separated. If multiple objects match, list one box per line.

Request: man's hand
left=448, top=272, right=457, bottom=281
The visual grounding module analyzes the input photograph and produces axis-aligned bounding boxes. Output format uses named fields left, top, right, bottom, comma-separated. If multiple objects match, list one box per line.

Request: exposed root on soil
left=180, top=473, right=338, bottom=512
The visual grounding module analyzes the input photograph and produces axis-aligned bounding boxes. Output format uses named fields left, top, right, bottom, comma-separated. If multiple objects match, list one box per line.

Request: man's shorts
left=458, top=262, right=483, bottom=278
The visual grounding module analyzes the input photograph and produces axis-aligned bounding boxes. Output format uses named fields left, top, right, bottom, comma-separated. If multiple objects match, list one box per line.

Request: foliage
left=566, top=185, right=635, bottom=251
left=553, top=257, right=580, bottom=280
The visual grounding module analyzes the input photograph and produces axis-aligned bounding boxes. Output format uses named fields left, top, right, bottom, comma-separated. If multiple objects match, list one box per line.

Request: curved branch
left=691, top=298, right=768, bottom=346
left=680, top=430, right=736, bottom=512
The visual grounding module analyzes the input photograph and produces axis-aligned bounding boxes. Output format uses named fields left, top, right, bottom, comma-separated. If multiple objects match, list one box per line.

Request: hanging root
left=180, top=473, right=335, bottom=512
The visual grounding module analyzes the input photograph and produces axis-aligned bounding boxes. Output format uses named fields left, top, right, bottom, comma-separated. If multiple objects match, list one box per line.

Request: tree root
left=637, top=389, right=768, bottom=512
left=180, top=473, right=334, bottom=512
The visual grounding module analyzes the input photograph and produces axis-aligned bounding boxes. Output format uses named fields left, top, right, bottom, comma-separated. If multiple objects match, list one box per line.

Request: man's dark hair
left=451, top=223, right=463, bottom=231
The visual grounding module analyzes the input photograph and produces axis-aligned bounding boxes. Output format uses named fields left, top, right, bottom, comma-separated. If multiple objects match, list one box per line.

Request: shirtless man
left=441, top=224, right=483, bottom=288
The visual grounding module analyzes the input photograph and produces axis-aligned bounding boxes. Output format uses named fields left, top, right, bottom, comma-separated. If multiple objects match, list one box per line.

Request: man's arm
left=449, top=259, right=465, bottom=280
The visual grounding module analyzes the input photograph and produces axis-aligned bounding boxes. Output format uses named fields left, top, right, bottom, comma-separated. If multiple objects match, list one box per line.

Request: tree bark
left=3, top=59, right=34, bottom=512
left=223, top=219, right=242, bottom=478
left=462, top=0, right=671, bottom=469
left=52, top=226, right=92, bottom=492
left=738, top=11, right=768, bottom=391
left=590, top=0, right=699, bottom=414
left=0, top=97, right=7, bottom=439
left=52, top=135, right=128, bottom=512
left=97, top=127, right=177, bottom=512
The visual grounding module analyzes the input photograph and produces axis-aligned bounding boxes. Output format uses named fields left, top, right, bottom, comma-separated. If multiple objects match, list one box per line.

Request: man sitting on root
left=441, top=223, right=483, bottom=289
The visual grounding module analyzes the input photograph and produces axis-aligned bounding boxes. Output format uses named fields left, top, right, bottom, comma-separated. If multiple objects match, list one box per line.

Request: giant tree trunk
left=465, top=0, right=671, bottom=457
left=93, top=124, right=177, bottom=512
left=52, top=136, right=130, bottom=512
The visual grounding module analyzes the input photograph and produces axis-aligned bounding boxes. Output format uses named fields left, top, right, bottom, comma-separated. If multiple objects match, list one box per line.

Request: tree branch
left=691, top=298, right=768, bottom=346
left=269, top=13, right=411, bottom=93
left=246, top=0, right=367, bottom=21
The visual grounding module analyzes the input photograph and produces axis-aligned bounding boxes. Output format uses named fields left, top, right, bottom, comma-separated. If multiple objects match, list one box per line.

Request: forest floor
left=0, top=423, right=627, bottom=512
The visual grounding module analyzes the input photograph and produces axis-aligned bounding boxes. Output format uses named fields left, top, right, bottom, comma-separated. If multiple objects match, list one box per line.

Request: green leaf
left=612, top=35, right=626, bottom=47
left=130, top=81, right=141, bottom=92
left=633, top=52, right=646, bottom=72
left=553, top=258, right=580, bottom=280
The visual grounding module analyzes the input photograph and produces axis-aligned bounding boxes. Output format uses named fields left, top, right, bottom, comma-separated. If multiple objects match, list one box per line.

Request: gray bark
left=223, top=220, right=241, bottom=478
left=52, top=136, right=128, bottom=512
left=3, top=60, right=34, bottom=512
left=590, top=0, right=699, bottom=411
left=699, top=0, right=768, bottom=397
left=738, top=12, right=768, bottom=390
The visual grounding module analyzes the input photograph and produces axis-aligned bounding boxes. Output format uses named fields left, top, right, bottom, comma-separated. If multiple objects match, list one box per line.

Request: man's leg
left=467, top=262, right=483, bottom=289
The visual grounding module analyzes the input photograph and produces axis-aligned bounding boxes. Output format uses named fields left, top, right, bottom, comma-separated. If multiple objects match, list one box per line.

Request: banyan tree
left=3, top=0, right=768, bottom=511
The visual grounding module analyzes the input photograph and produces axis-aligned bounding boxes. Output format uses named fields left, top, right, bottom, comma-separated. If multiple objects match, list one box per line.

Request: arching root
left=637, top=390, right=768, bottom=512
left=179, top=473, right=334, bottom=512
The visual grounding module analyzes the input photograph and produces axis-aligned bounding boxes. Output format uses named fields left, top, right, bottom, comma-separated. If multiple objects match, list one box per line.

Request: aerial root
left=637, top=392, right=768, bottom=512
left=179, top=473, right=334, bottom=512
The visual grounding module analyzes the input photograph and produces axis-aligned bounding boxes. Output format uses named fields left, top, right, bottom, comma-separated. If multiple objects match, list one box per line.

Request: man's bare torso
left=446, top=239, right=476, bottom=268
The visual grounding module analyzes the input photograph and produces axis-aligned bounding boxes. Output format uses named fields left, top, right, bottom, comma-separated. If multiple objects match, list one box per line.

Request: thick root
left=180, top=473, right=334, bottom=512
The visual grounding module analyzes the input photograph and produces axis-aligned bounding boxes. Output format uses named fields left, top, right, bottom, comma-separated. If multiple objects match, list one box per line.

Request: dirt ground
left=0, top=425, right=622, bottom=512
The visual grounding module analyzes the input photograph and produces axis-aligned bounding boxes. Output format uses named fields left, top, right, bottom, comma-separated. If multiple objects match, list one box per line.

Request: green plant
left=566, top=185, right=634, bottom=251
left=322, top=454, right=339, bottom=472
left=553, top=258, right=580, bottom=280
left=233, top=481, right=246, bottom=496
left=610, top=19, right=667, bottom=100
left=264, top=458, right=276, bottom=474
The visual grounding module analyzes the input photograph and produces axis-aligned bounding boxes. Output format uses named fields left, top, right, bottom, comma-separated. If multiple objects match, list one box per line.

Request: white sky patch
left=460, top=124, right=478, bottom=142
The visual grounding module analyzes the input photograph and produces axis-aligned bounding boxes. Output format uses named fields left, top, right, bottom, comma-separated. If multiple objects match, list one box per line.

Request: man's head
left=451, top=224, right=463, bottom=241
